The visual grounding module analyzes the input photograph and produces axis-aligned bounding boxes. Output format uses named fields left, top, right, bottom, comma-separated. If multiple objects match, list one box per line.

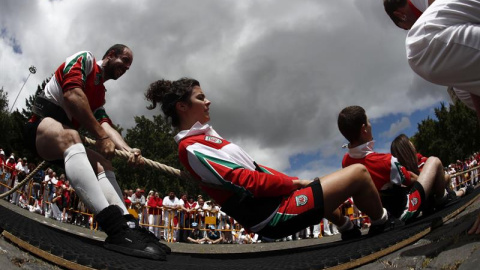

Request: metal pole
left=9, top=65, right=36, bottom=113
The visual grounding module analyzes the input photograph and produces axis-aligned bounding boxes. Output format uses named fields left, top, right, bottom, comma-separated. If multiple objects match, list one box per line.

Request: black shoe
left=95, top=206, right=166, bottom=260
left=436, top=190, right=460, bottom=210
left=367, top=214, right=398, bottom=237
left=124, top=214, right=171, bottom=254
left=104, top=227, right=166, bottom=260
left=465, top=185, right=474, bottom=196
left=341, top=225, right=362, bottom=241
left=136, top=227, right=172, bottom=254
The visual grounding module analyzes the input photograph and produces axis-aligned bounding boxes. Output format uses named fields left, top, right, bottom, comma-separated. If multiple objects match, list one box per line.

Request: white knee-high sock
left=98, top=170, right=129, bottom=215
left=64, top=143, right=109, bottom=215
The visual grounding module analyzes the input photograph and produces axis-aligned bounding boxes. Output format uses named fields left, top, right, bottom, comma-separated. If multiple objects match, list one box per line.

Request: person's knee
left=349, top=164, right=370, bottom=182
left=62, top=129, right=82, bottom=147
left=425, top=156, right=442, bottom=170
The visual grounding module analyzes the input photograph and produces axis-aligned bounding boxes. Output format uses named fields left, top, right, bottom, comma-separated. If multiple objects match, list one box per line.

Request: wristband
left=97, top=136, right=110, bottom=141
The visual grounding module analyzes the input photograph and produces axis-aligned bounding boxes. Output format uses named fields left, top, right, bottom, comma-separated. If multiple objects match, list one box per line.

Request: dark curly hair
left=145, top=78, right=200, bottom=127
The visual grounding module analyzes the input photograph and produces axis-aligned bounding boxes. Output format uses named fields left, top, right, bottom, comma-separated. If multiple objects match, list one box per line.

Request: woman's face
left=186, top=86, right=211, bottom=124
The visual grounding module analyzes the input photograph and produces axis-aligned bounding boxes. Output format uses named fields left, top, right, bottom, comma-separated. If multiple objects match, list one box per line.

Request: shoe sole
left=104, top=243, right=166, bottom=260
left=153, top=241, right=172, bottom=254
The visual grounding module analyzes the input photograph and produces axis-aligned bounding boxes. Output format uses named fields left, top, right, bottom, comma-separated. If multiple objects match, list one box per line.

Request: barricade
left=2, top=160, right=479, bottom=242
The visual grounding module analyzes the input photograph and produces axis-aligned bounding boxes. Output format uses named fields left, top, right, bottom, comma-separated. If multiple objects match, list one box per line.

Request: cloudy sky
left=1, top=0, right=449, bottom=179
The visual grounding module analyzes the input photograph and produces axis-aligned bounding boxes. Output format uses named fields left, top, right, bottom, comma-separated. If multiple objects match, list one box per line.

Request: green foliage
left=112, top=114, right=202, bottom=197
left=412, top=101, right=480, bottom=165
left=0, top=88, right=13, bottom=152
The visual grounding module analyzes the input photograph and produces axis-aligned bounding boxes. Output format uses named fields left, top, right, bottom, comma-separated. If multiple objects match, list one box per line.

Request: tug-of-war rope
left=0, top=136, right=194, bottom=200
left=81, top=136, right=194, bottom=182
left=0, top=160, right=47, bottom=200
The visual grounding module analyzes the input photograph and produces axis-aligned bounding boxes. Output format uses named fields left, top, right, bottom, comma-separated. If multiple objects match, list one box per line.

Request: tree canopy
left=412, top=101, right=480, bottom=165
left=111, top=114, right=202, bottom=197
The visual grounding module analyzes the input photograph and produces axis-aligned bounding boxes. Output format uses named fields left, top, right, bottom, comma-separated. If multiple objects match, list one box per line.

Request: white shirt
left=163, top=196, right=181, bottom=215
left=43, top=175, right=58, bottom=185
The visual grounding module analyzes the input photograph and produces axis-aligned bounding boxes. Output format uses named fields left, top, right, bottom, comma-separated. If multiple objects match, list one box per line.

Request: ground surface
left=0, top=193, right=479, bottom=270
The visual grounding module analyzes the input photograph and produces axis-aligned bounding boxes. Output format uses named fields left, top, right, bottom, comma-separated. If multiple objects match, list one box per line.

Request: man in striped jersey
left=24, top=45, right=168, bottom=260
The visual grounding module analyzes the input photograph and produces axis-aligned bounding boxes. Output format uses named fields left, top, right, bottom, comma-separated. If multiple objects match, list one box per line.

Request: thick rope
left=82, top=136, right=194, bottom=182
left=0, top=160, right=47, bottom=199
left=0, top=137, right=194, bottom=199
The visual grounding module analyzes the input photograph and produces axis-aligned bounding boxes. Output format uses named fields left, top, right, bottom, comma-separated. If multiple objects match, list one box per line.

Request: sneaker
left=465, top=185, right=474, bottom=195
left=367, top=215, right=398, bottom=237
left=436, top=190, right=460, bottom=210
left=124, top=215, right=172, bottom=254
left=104, top=227, right=166, bottom=260
left=341, top=225, right=362, bottom=241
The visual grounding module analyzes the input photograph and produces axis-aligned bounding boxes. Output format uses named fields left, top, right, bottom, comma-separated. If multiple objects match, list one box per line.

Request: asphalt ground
left=0, top=189, right=479, bottom=270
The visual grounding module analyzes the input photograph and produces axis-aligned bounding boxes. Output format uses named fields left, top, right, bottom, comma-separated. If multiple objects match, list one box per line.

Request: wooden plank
left=2, top=230, right=95, bottom=270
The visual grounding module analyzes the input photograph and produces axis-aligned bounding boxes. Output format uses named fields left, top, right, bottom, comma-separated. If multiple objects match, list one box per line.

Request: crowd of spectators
left=1, top=147, right=479, bottom=245
left=446, top=153, right=480, bottom=190
left=1, top=148, right=90, bottom=227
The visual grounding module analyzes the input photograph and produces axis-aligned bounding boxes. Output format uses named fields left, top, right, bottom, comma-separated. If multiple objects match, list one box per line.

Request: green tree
left=0, top=88, right=13, bottom=152
left=413, top=101, right=480, bottom=165
left=6, top=79, right=52, bottom=163
left=113, top=115, right=201, bottom=197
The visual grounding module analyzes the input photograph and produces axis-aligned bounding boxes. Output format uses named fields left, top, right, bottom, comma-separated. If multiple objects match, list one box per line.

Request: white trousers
left=407, top=0, right=480, bottom=95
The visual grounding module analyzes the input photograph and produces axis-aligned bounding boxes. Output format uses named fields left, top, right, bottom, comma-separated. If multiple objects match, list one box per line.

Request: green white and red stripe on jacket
left=175, top=122, right=298, bottom=229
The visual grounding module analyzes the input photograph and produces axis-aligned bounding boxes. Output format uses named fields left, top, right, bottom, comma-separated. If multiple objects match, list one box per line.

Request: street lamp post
left=9, top=65, right=37, bottom=113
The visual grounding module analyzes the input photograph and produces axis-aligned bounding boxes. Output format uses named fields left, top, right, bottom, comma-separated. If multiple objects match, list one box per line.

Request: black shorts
left=381, top=182, right=426, bottom=221
left=257, top=179, right=324, bottom=239
left=24, top=117, right=64, bottom=168
left=24, top=118, right=41, bottom=157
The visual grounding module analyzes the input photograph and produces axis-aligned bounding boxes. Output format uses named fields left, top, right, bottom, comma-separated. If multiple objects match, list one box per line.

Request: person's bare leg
left=36, top=117, right=109, bottom=214
left=323, top=208, right=344, bottom=227
left=320, top=164, right=384, bottom=223
left=415, top=157, right=446, bottom=200
left=36, top=117, right=81, bottom=160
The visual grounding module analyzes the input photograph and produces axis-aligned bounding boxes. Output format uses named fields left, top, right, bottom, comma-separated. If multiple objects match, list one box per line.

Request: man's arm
left=63, top=88, right=115, bottom=158
left=101, top=122, right=145, bottom=166
left=101, top=122, right=132, bottom=151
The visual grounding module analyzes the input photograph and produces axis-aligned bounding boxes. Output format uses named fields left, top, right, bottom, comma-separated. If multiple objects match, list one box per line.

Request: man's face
left=104, top=48, right=133, bottom=80
left=364, top=117, right=373, bottom=141
left=169, top=192, right=175, bottom=199
left=394, top=5, right=419, bottom=30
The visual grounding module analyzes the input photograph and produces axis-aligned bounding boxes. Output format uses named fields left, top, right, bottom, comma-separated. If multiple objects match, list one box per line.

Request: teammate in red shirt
left=338, top=106, right=458, bottom=222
